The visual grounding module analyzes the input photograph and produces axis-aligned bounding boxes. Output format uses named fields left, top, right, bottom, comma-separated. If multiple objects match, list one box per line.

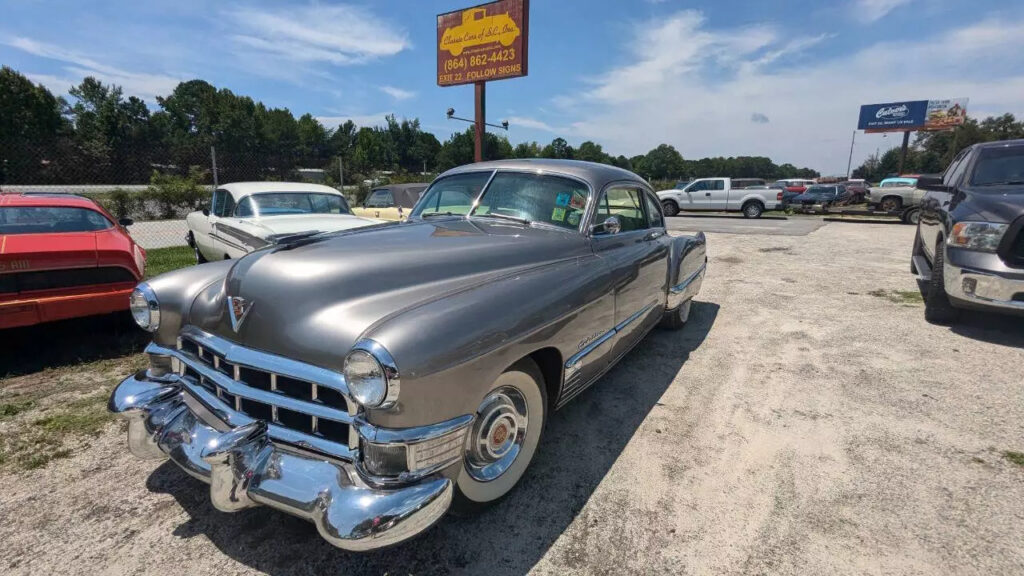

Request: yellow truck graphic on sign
left=441, top=8, right=519, bottom=56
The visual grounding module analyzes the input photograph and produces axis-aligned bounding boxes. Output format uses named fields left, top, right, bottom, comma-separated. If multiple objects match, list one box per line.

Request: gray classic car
left=110, top=159, right=708, bottom=551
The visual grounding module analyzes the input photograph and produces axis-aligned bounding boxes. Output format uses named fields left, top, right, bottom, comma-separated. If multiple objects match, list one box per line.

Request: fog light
left=361, top=442, right=407, bottom=476
left=962, top=277, right=977, bottom=295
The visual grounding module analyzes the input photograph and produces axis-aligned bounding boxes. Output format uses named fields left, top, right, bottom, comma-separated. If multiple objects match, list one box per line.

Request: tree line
left=2, top=66, right=820, bottom=187
left=852, top=114, right=1024, bottom=182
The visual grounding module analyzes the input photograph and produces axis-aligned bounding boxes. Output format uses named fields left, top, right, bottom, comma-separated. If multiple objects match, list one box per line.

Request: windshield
left=0, top=206, right=112, bottom=235
left=237, top=192, right=351, bottom=217
left=971, top=146, right=1024, bottom=186
left=413, top=171, right=591, bottom=230
left=804, top=186, right=834, bottom=195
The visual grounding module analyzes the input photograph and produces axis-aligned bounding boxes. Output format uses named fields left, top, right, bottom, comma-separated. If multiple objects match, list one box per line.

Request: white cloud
left=556, top=13, right=1024, bottom=174
left=379, top=85, right=416, bottom=101
left=507, top=116, right=561, bottom=133
left=3, top=36, right=183, bottom=101
left=853, top=0, right=913, bottom=23
left=226, top=4, right=408, bottom=66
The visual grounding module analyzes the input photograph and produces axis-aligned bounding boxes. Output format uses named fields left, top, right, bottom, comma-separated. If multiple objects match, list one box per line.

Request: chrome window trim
left=671, top=261, right=708, bottom=294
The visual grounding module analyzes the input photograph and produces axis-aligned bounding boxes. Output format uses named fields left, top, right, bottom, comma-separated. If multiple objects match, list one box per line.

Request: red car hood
left=0, top=231, right=142, bottom=278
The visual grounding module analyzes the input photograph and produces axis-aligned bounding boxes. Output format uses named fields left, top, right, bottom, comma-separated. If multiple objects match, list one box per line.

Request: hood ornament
left=227, top=296, right=253, bottom=333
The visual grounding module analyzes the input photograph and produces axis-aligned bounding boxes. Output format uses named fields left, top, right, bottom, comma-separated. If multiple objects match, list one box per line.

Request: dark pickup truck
left=912, top=139, right=1024, bottom=322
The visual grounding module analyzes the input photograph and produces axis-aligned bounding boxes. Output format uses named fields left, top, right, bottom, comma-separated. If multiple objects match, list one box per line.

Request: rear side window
left=365, top=189, right=394, bottom=207
left=0, top=207, right=112, bottom=234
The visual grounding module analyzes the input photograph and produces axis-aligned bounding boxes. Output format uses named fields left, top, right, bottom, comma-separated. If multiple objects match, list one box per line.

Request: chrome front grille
left=173, top=327, right=357, bottom=455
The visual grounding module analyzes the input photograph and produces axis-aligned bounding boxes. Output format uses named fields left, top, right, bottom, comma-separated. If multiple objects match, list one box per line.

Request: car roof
left=439, top=159, right=648, bottom=190
left=0, top=193, right=104, bottom=210
left=219, top=182, right=344, bottom=196
left=972, top=138, right=1024, bottom=150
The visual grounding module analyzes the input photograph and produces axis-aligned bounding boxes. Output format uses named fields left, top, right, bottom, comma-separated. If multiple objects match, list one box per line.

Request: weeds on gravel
left=0, top=391, right=117, bottom=471
left=868, top=289, right=923, bottom=305
left=1004, top=451, right=1024, bottom=468
left=1, top=401, right=36, bottom=418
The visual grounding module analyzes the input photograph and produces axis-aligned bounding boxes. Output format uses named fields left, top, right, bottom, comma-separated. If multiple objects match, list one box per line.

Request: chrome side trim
left=356, top=413, right=475, bottom=445
left=670, top=261, right=708, bottom=294
left=564, top=301, right=657, bottom=377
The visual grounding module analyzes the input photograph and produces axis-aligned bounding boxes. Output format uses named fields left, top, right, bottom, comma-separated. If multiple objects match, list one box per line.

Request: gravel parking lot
left=1, top=220, right=1023, bottom=575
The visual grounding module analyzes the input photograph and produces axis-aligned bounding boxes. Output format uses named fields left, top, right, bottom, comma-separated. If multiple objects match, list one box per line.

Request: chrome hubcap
left=465, top=386, right=528, bottom=482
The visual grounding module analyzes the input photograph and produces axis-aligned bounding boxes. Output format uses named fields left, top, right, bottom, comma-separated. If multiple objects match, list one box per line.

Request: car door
left=707, top=179, right=729, bottom=210
left=590, top=184, right=670, bottom=361
left=919, top=150, right=968, bottom=259
left=210, top=190, right=241, bottom=259
left=682, top=180, right=712, bottom=210
left=190, top=189, right=218, bottom=260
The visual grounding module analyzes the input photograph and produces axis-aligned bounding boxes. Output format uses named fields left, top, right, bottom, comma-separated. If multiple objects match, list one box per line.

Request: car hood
left=243, top=214, right=378, bottom=236
left=188, top=218, right=590, bottom=365
left=953, top=186, right=1024, bottom=222
left=0, top=232, right=98, bottom=272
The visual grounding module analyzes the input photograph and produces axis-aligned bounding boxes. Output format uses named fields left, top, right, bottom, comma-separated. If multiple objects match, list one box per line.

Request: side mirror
left=118, top=217, right=133, bottom=227
left=592, top=216, right=622, bottom=235
left=202, top=208, right=210, bottom=216
left=917, top=175, right=947, bottom=192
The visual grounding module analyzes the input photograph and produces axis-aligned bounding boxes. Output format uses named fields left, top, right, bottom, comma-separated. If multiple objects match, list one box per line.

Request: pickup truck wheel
left=660, top=299, right=692, bottom=330
left=189, top=233, right=208, bottom=264
left=923, top=241, right=959, bottom=324
left=452, top=359, right=546, bottom=515
left=661, top=200, right=679, bottom=217
left=742, top=201, right=764, bottom=219
left=902, top=207, right=921, bottom=225
left=881, top=197, right=902, bottom=212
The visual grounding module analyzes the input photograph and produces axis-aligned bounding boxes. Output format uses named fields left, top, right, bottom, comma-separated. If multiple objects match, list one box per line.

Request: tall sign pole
left=437, top=0, right=529, bottom=163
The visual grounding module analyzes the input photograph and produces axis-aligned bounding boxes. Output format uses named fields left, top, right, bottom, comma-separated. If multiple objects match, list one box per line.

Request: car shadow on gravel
left=947, top=311, right=1024, bottom=347
left=0, top=313, right=148, bottom=378
left=143, top=301, right=720, bottom=576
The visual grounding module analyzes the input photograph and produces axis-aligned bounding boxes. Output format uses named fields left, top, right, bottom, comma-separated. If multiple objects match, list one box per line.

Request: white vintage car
left=185, top=182, right=378, bottom=262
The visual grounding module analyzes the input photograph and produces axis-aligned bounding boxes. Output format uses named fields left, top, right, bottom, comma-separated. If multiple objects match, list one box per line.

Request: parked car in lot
left=788, top=184, right=851, bottom=208
left=351, top=183, right=428, bottom=221
left=839, top=180, right=869, bottom=203
left=913, top=139, right=1024, bottom=322
left=867, top=177, right=920, bottom=212
left=186, top=182, right=378, bottom=263
left=110, top=159, right=708, bottom=551
left=1, top=193, right=145, bottom=329
left=657, top=177, right=780, bottom=218
left=776, top=179, right=816, bottom=195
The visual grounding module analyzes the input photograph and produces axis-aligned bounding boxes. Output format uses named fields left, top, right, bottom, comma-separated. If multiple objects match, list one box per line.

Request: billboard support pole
left=897, top=131, right=911, bottom=175
left=846, top=130, right=856, bottom=179
left=474, top=82, right=486, bottom=163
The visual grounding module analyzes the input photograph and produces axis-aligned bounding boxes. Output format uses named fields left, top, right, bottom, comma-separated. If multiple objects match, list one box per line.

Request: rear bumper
left=0, top=286, right=133, bottom=329
left=109, top=370, right=455, bottom=551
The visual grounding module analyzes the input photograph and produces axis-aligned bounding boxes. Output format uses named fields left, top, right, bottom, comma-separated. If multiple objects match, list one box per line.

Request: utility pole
left=474, top=82, right=486, bottom=163
left=338, top=156, right=344, bottom=188
left=210, top=146, right=219, bottom=189
left=846, top=130, right=856, bottom=179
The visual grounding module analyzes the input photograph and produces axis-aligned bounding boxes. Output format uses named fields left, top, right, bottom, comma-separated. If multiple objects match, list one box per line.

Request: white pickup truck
left=657, top=177, right=780, bottom=218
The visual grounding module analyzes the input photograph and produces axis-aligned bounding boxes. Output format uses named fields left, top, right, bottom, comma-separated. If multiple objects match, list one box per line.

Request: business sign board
left=858, top=98, right=968, bottom=132
left=437, top=0, right=529, bottom=87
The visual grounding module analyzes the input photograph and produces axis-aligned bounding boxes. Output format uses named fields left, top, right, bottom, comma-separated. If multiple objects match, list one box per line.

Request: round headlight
left=344, top=340, right=399, bottom=409
left=129, top=283, right=160, bottom=332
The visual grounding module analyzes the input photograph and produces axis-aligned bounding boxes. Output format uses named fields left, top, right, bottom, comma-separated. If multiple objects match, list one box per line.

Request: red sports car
left=1, top=193, right=146, bottom=329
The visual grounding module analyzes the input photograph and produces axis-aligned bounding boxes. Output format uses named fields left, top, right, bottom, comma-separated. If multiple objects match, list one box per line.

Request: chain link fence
left=1, top=145, right=354, bottom=250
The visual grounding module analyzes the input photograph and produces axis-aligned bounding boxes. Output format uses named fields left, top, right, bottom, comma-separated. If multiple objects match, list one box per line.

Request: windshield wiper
left=421, top=211, right=459, bottom=218
left=474, top=212, right=531, bottom=225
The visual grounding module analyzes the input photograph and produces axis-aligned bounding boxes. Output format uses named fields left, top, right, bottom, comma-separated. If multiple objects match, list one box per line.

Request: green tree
left=436, top=128, right=513, bottom=170
left=67, top=77, right=158, bottom=182
left=513, top=141, right=542, bottom=158
left=0, top=66, right=68, bottom=183
left=541, top=137, right=574, bottom=159
left=642, top=144, right=685, bottom=180
left=575, top=141, right=611, bottom=164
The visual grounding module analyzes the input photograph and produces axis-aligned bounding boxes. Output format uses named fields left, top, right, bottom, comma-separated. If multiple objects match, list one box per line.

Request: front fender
left=667, top=232, right=707, bottom=309
left=146, top=260, right=233, bottom=347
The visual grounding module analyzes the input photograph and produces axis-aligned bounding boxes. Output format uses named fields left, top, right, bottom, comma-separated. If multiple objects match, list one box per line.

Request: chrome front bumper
left=109, top=371, right=454, bottom=551
left=944, top=258, right=1024, bottom=313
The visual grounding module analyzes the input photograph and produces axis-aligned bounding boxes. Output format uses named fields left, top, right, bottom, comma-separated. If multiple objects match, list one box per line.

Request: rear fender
left=667, top=232, right=707, bottom=310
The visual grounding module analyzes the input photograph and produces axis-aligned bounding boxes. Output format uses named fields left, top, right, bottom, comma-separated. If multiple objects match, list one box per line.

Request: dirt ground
left=1, top=221, right=1023, bottom=575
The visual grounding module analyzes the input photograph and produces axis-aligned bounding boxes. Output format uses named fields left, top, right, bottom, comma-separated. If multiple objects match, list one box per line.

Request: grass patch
left=868, top=288, right=923, bottom=305
left=0, top=400, right=36, bottom=418
left=1004, top=451, right=1024, bottom=468
left=145, top=245, right=195, bottom=278
left=758, top=246, right=792, bottom=253
left=32, top=394, right=113, bottom=436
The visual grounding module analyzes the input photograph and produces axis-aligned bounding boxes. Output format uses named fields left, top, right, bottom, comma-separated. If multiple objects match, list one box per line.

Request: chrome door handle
left=644, top=230, right=664, bottom=241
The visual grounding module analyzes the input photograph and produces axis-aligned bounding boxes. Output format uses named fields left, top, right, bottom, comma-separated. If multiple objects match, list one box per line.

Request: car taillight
left=777, top=192, right=783, bottom=201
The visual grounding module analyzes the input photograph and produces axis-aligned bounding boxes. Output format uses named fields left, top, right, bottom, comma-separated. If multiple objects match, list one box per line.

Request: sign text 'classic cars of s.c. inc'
left=436, top=0, right=529, bottom=86
left=857, top=98, right=969, bottom=132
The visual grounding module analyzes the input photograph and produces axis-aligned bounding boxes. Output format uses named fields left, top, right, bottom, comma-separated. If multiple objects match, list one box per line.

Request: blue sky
left=2, top=0, right=1024, bottom=174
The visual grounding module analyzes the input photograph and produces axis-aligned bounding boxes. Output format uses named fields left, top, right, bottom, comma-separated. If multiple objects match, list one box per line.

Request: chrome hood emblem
left=227, top=296, right=253, bottom=332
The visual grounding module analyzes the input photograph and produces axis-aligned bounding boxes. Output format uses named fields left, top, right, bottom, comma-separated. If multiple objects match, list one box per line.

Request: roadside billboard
left=437, top=0, right=529, bottom=87
left=858, top=98, right=968, bottom=132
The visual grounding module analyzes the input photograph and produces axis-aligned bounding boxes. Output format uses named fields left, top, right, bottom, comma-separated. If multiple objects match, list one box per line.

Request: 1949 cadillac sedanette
left=110, top=159, right=707, bottom=551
